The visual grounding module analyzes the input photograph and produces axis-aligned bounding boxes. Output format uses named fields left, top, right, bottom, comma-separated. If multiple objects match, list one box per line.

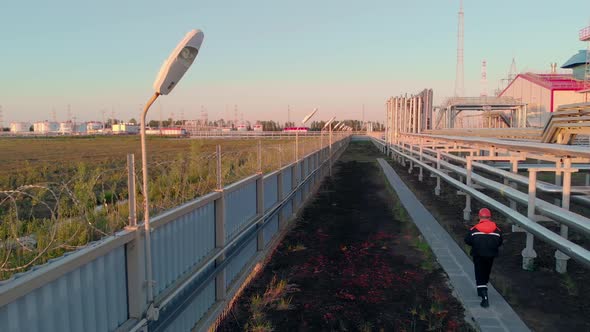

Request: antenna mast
left=481, top=59, right=488, bottom=97
left=455, top=0, right=465, bottom=97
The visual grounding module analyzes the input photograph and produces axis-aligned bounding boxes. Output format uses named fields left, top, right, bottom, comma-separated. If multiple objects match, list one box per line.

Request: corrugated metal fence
left=0, top=137, right=350, bottom=332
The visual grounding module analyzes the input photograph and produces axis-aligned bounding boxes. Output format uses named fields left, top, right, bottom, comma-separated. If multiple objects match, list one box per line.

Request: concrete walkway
left=377, top=158, right=530, bottom=332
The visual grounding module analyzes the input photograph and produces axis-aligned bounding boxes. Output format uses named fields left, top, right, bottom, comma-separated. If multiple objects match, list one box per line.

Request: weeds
left=561, top=274, right=579, bottom=296
left=0, top=137, right=328, bottom=280
left=413, top=236, right=435, bottom=272
left=275, top=297, right=293, bottom=311
left=287, top=243, right=306, bottom=252
left=241, top=275, right=299, bottom=330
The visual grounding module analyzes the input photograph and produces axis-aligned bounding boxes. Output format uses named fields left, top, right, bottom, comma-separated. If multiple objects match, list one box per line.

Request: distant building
left=112, top=123, right=140, bottom=134
left=499, top=72, right=589, bottom=127
left=33, top=121, right=59, bottom=134
left=236, top=124, right=248, bottom=131
left=253, top=124, right=263, bottom=131
left=74, top=123, right=87, bottom=134
left=59, top=121, right=74, bottom=134
left=561, top=50, right=589, bottom=81
left=9, top=122, right=30, bottom=133
left=145, top=127, right=187, bottom=136
left=86, top=122, right=103, bottom=133
left=283, top=127, right=309, bottom=132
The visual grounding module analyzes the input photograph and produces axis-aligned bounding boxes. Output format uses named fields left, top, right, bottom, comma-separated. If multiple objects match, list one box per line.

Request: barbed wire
left=0, top=138, right=327, bottom=279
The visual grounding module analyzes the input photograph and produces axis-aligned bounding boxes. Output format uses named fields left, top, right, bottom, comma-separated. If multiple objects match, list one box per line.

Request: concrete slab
left=377, top=158, right=530, bottom=332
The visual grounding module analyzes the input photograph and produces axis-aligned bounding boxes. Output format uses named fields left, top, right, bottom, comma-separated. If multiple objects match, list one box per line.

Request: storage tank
left=59, top=121, right=74, bottom=134
left=33, top=121, right=59, bottom=133
left=9, top=122, right=30, bottom=133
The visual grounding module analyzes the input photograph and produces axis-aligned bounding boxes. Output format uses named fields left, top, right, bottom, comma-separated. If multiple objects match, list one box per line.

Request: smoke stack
left=550, top=63, right=557, bottom=74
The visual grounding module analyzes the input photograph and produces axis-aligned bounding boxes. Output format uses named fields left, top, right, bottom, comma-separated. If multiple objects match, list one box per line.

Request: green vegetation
left=244, top=275, right=297, bottom=331
left=0, top=136, right=325, bottom=280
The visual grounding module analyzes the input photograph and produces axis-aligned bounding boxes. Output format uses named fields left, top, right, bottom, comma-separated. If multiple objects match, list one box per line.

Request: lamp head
left=323, top=116, right=336, bottom=129
left=153, top=29, right=204, bottom=95
left=302, top=108, right=318, bottom=124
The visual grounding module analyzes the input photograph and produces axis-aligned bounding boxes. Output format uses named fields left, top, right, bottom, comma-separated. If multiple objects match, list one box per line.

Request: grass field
left=0, top=135, right=332, bottom=279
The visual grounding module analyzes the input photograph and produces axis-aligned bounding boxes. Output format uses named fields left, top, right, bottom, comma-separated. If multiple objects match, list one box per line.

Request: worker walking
left=464, top=208, right=503, bottom=308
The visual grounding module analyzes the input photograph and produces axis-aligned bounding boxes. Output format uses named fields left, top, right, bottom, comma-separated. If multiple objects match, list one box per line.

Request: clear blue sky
left=1, top=0, right=589, bottom=124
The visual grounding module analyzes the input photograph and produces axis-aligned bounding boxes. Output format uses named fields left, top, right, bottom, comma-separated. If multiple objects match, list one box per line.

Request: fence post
left=127, top=154, right=137, bottom=227
left=125, top=154, right=148, bottom=319
left=256, top=143, right=264, bottom=251
left=214, top=145, right=227, bottom=300
left=463, top=157, right=472, bottom=221
left=522, top=170, right=538, bottom=270
left=555, top=158, right=572, bottom=273
left=291, top=165, right=298, bottom=210
left=277, top=170, right=286, bottom=229
left=418, top=138, right=424, bottom=182
left=435, top=151, right=441, bottom=196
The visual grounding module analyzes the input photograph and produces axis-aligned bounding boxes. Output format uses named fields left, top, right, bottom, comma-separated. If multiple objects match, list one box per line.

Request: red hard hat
left=479, top=208, right=491, bottom=218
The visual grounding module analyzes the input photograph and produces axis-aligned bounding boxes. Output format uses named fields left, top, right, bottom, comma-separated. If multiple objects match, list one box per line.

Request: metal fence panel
left=225, top=181, right=257, bottom=241
left=263, top=215, right=279, bottom=247
left=264, top=174, right=278, bottom=211
left=282, top=168, right=292, bottom=198
left=0, top=246, right=128, bottom=332
left=151, top=202, right=215, bottom=297
left=160, top=278, right=215, bottom=332
left=281, top=199, right=293, bottom=220
left=225, top=236, right=258, bottom=288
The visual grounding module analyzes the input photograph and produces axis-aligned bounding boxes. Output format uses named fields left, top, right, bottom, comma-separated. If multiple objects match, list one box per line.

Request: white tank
left=33, top=121, right=59, bottom=133
left=59, top=121, right=74, bottom=133
left=9, top=122, right=30, bottom=133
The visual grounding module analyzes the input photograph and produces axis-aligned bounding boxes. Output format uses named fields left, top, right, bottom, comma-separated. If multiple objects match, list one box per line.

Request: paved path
left=377, top=158, right=530, bottom=332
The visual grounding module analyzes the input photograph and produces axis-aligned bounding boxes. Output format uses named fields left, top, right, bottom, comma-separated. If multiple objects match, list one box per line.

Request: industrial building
left=145, top=127, right=187, bottom=136
left=9, top=122, right=30, bottom=133
left=86, top=121, right=103, bottom=133
left=111, top=123, right=139, bottom=134
left=498, top=72, right=588, bottom=127
left=385, top=89, right=434, bottom=143
left=33, top=121, right=59, bottom=134
left=498, top=50, right=590, bottom=127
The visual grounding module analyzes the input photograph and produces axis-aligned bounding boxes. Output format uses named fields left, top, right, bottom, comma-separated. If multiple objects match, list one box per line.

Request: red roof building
left=499, top=72, right=590, bottom=127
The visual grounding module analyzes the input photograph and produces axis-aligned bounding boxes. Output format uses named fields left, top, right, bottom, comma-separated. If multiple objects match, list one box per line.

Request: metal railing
left=372, top=136, right=590, bottom=273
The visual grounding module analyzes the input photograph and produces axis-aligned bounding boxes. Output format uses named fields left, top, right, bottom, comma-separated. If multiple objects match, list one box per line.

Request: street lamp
left=141, top=29, right=204, bottom=309
left=321, top=116, right=335, bottom=148
left=296, top=108, right=318, bottom=161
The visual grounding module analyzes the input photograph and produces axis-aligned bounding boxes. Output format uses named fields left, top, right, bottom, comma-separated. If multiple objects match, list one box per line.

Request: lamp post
left=296, top=108, right=318, bottom=161
left=321, top=116, right=336, bottom=159
left=140, top=29, right=204, bottom=310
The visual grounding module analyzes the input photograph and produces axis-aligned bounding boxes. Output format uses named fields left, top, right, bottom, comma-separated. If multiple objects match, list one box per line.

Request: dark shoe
left=480, top=297, right=489, bottom=308
left=480, top=288, right=489, bottom=308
